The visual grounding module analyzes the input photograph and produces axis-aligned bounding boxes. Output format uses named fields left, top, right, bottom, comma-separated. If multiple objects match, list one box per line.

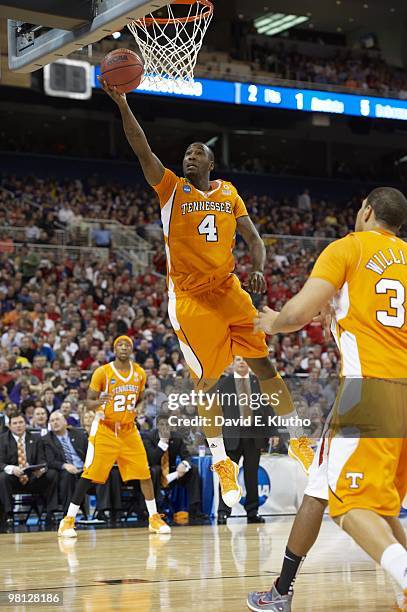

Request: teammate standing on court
left=58, top=336, right=170, bottom=537
left=248, top=187, right=407, bottom=611
left=99, top=77, right=314, bottom=508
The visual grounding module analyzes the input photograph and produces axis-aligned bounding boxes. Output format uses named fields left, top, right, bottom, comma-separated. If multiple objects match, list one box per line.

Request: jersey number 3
left=198, top=214, right=218, bottom=242
left=375, top=278, right=406, bottom=328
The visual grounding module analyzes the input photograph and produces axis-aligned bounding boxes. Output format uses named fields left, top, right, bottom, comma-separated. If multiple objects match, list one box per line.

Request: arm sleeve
left=310, top=235, right=360, bottom=290
left=152, top=168, right=179, bottom=209
left=234, top=194, right=248, bottom=219
left=88, top=367, right=106, bottom=394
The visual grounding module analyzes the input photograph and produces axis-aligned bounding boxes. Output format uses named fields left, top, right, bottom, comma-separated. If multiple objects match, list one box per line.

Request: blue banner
left=93, top=67, right=407, bottom=121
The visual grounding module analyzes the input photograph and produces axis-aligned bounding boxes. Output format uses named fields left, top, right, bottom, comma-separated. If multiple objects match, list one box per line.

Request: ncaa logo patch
left=238, top=466, right=270, bottom=507
left=183, top=184, right=192, bottom=193
left=110, top=379, right=116, bottom=385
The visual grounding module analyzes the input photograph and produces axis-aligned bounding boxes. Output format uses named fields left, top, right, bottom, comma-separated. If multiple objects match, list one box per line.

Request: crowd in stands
left=1, top=174, right=359, bottom=245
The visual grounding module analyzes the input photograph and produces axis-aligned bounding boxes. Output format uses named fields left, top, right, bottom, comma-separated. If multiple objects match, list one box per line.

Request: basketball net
left=127, top=0, right=213, bottom=88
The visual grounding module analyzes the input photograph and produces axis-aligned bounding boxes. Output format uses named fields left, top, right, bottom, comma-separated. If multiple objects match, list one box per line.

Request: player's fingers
left=262, top=306, right=272, bottom=313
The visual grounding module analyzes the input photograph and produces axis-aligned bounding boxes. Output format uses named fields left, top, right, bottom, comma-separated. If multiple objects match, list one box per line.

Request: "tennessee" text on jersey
left=181, top=201, right=232, bottom=215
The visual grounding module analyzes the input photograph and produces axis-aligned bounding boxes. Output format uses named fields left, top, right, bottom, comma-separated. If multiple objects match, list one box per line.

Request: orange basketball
left=100, top=48, right=144, bottom=94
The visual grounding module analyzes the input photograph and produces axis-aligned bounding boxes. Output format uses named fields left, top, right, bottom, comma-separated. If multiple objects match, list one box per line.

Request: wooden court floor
left=0, top=516, right=404, bottom=611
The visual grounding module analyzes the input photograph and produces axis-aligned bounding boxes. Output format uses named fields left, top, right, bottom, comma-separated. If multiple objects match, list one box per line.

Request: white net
left=127, top=0, right=213, bottom=88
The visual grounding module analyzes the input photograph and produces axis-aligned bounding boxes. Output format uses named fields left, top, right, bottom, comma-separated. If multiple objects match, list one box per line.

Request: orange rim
left=134, top=0, right=213, bottom=26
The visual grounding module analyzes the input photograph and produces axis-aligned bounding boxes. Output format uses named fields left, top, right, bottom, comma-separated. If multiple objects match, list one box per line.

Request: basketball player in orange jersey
left=58, top=336, right=170, bottom=537
left=248, top=187, right=407, bottom=611
left=99, top=76, right=314, bottom=508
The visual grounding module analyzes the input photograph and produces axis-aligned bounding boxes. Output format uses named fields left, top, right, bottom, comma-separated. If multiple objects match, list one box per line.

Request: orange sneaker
left=288, top=436, right=315, bottom=475
left=58, top=516, right=77, bottom=538
left=148, top=513, right=171, bottom=534
left=212, top=457, right=242, bottom=507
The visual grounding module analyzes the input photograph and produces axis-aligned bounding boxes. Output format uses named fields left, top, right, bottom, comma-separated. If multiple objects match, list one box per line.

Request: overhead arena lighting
left=254, top=13, right=309, bottom=36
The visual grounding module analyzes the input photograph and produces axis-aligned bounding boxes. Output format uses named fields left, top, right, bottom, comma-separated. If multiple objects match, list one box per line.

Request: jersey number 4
left=198, top=214, right=218, bottom=242
left=113, top=394, right=137, bottom=412
left=375, top=278, right=406, bottom=328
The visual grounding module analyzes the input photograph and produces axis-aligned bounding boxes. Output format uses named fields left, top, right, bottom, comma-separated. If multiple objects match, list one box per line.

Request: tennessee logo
left=346, top=471, right=364, bottom=489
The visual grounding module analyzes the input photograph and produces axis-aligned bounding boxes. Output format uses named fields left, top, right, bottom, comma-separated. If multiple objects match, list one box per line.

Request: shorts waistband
left=171, top=273, right=232, bottom=297
left=101, top=420, right=134, bottom=433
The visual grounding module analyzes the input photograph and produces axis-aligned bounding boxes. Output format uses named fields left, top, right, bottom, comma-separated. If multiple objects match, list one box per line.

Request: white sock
left=145, top=498, right=158, bottom=517
left=381, top=543, right=407, bottom=590
left=66, top=503, right=80, bottom=519
left=207, top=436, right=227, bottom=464
left=283, top=409, right=304, bottom=439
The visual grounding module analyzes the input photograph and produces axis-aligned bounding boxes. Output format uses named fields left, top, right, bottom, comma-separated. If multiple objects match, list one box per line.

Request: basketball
left=100, top=48, right=144, bottom=94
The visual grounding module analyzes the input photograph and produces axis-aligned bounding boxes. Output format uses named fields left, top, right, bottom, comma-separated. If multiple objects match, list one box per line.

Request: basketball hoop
left=127, top=0, right=213, bottom=87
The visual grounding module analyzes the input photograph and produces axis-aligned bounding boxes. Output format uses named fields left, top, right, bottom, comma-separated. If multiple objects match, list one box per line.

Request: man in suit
left=42, top=411, right=88, bottom=514
left=217, top=357, right=270, bottom=524
left=0, top=411, right=58, bottom=525
left=143, top=415, right=207, bottom=525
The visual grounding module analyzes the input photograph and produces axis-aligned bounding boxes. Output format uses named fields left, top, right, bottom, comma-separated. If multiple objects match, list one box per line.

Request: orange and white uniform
left=153, top=169, right=268, bottom=386
left=309, top=228, right=407, bottom=516
left=82, top=361, right=150, bottom=484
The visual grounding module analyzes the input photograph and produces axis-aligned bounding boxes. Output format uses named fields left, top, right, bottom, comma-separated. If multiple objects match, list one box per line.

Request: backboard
left=4, top=0, right=170, bottom=72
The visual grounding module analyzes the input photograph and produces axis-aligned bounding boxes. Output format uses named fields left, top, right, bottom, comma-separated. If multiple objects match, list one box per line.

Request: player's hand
left=97, top=393, right=114, bottom=407
left=98, top=76, right=127, bottom=107
left=254, top=306, right=279, bottom=334
left=313, top=302, right=334, bottom=341
left=246, top=271, right=266, bottom=294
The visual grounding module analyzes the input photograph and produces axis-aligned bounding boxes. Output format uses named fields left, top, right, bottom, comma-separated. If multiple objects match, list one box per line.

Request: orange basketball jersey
left=89, top=361, right=146, bottom=424
left=153, top=168, right=248, bottom=295
left=311, top=228, right=407, bottom=378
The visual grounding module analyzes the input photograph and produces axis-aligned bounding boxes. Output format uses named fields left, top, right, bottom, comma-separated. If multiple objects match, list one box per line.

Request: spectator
left=216, top=356, right=271, bottom=524
left=82, top=410, right=95, bottom=435
left=0, top=411, right=58, bottom=526
left=29, top=405, right=49, bottom=435
left=297, top=188, right=311, bottom=211
left=143, top=415, right=208, bottom=525
left=92, top=223, right=112, bottom=247
left=42, top=411, right=88, bottom=514
left=60, top=400, right=81, bottom=427
left=43, top=388, right=61, bottom=414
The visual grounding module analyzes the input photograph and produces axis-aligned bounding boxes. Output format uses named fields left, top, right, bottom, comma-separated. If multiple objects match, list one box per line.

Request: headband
left=113, top=335, right=133, bottom=350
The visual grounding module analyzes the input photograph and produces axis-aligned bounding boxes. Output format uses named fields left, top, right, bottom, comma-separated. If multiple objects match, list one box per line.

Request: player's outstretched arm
left=236, top=216, right=266, bottom=294
left=98, top=76, right=165, bottom=186
left=255, top=278, right=337, bottom=335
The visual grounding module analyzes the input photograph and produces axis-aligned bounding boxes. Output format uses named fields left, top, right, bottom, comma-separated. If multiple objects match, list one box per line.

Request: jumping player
left=58, top=336, right=170, bottom=537
left=99, top=77, right=314, bottom=507
left=248, top=187, right=407, bottom=611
